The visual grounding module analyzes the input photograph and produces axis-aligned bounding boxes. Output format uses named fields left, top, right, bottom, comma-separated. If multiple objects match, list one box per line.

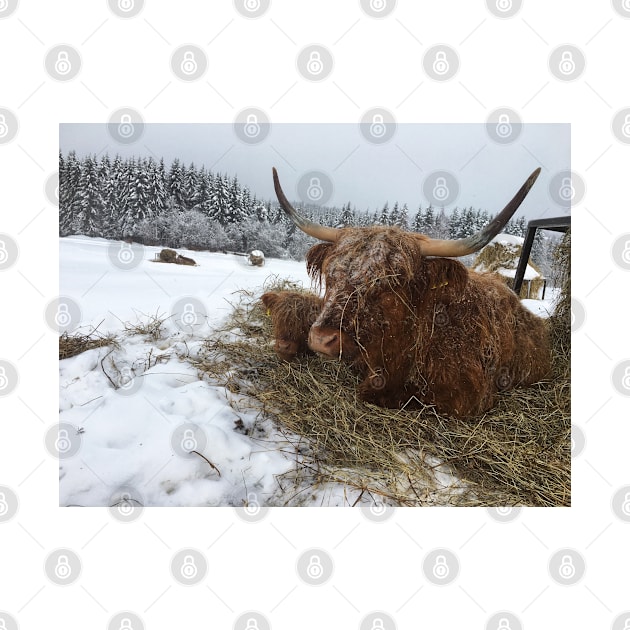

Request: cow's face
left=306, top=228, right=468, bottom=368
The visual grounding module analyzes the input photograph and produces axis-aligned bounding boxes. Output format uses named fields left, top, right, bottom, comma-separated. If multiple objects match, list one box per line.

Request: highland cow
left=272, top=166, right=551, bottom=418
left=261, top=291, right=323, bottom=361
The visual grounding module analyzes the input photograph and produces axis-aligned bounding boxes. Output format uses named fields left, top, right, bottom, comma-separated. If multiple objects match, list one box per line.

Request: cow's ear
left=422, top=258, right=468, bottom=300
left=306, top=243, right=332, bottom=284
left=261, top=292, right=279, bottom=309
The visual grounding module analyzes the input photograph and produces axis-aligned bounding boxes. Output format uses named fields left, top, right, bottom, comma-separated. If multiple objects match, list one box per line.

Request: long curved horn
left=272, top=167, right=341, bottom=243
left=420, top=167, right=542, bottom=257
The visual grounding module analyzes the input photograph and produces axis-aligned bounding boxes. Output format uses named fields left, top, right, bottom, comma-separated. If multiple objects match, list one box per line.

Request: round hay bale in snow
left=158, top=248, right=177, bottom=263
left=248, top=250, right=265, bottom=267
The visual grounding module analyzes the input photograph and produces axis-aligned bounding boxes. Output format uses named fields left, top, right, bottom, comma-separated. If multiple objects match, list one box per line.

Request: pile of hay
left=474, top=240, right=545, bottom=300
left=194, top=259, right=570, bottom=506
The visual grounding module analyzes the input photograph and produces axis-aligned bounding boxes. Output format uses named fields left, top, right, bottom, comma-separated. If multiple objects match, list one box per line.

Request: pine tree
left=378, top=202, right=390, bottom=226
left=73, top=155, right=104, bottom=236
left=59, top=151, right=81, bottom=236
left=168, top=159, right=186, bottom=210
left=339, top=202, right=355, bottom=227
left=183, top=162, right=198, bottom=210
left=120, top=159, right=153, bottom=236
left=398, top=203, right=409, bottom=231
left=389, top=202, right=400, bottom=227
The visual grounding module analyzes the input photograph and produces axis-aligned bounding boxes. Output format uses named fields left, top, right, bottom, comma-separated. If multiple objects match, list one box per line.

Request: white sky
left=60, top=123, right=569, bottom=219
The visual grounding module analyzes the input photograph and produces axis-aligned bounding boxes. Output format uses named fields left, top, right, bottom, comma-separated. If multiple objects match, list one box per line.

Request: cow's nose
left=275, top=339, right=299, bottom=359
left=308, top=327, right=340, bottom=357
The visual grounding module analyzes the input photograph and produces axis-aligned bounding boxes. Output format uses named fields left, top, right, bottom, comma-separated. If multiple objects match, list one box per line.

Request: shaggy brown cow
left=261, top=291, right=323, bottom=361
left=272, top=167, right=551, bottom=418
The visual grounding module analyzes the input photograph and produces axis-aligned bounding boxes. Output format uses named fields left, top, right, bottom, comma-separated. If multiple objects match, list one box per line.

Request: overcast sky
left=60, top=123, right=569, bottom=220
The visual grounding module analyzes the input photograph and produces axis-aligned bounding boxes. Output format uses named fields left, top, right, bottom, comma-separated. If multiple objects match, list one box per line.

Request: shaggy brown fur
left=261, top=291, right=323, bottom=361
left=305, top=226, right=551, bottom=418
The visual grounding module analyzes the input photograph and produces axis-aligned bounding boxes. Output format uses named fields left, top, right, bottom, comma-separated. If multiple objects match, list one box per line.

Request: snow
left=491, top=232, right=525, bottom=246
left=59, top=236, right=557, bottom=507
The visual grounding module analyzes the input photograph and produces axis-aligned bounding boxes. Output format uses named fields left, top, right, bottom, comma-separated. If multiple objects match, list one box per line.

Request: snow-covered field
left=59, top=236, right=557, bottom=507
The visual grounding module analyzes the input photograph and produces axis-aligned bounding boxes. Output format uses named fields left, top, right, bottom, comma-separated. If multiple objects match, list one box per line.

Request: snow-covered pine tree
left=120, top=158, right=153, bottom=237
left=148, top=157, right=168, bottom=218
left=398, top=203, right=409, bottom=231
left=73, top=155, right=105, bottom=237
left=389, top=202, right=400, bottom=227
left=339, top=202, right=355, bottom=227
left=210, top=172, right=231, bottom=224
left=59, top=151, right=82, bottom=236
left=378, top=202, right=390, bottom=226
left=183, top=162, right=198, bottom=211
left=168, top=158, right=186, bottom=210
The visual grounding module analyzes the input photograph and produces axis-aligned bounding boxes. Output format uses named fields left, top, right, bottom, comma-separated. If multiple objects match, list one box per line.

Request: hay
left=59, top=326, right=116, bottom=360
left=474, top=241, right=545, bottom=300
left=193, top=266, right=570, bottom=506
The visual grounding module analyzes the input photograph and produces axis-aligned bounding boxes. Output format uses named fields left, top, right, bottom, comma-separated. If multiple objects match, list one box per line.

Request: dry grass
left=59, top=325, right=116, bottom=360
left=193, top=250, right=571, bottom=506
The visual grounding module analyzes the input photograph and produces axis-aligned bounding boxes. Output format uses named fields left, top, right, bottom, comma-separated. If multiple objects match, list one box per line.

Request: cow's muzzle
left=308, top=326, right=342, bottom=357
